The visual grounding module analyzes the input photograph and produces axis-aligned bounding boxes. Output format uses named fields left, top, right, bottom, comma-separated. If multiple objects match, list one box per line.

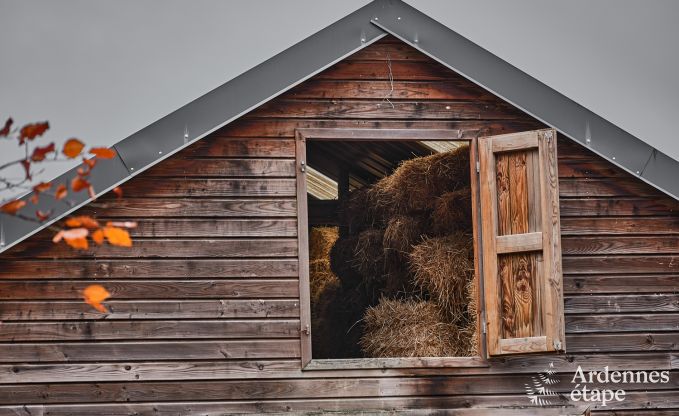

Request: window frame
left=295, top=128, right=488, bottom=370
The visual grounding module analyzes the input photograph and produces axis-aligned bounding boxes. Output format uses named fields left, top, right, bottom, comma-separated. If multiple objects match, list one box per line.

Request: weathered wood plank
left=286, top=79, right=498, bottom=100
left=507, top=151, right=533, bottom=338
left=565, top=274, right=679, bottom=294
left=0, top=340, right=301, bottom=363
left=223, top=118, right=541, bottom=138
left=0, top=259, right=298, bottom=279
left=85, top=198, right=297, bottom=218
left=557, top=158, right=626, bottom=178
left=3, top=239, right=298, bottom=259
left=562, top=236, right=679, bottom=255
left=0, top=299, right=300, bottom=320
left=567, top=314, right=679, bottom=333
left=120, top=178, right=296, bottom=197
left=144, top=159, right=295, bottom=177
left=126, top=219, right=297, bottom=237
left=0, top=366, right=678, bottom=404
left=559, top=198, right=679, bottom=217
left=0, top=320, right=300, bottom=341
left=563, top=255, right=679, bottom=274
left=559, top=178, right=661, bottom=197
left=316, top=60, right=462, bottom=81
left=183, top=138, right=295, bottom=158
left=567, top=333, right=679, bottom=353
left=561, top=217, right=679, bottom=235
left=565, top=294, right=679, bottom=314
left=249, top=99, right=523, bottom=120
left=0, top=279, right=299, bottom=299
left=0, top=403, right=590, bottom=416
left=495, top=153, right=515, bottom=339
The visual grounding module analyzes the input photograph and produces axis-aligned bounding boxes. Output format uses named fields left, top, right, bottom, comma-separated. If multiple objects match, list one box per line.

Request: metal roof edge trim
left=372, top=0, right=679, bottom=201
left=0, top=0, right=390, bottom=254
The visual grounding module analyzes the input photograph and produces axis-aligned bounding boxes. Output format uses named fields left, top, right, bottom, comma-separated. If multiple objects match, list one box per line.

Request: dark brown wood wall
left=0, top=37, right=678, bottom=415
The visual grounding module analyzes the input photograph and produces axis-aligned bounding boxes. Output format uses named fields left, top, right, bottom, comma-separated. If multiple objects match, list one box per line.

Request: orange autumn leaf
left=19, top=121, right=49, bottom=144
left=0, top=117, right=12, bottom=137
left=30, top=142, right=56, bottom=161
left=103, top=226, right=132, bottom=247
left=62, top=138, right=85, bottom=158
left=53, top=227, right=89, bottom=249
left=65, top=215, right=99, bottom=229
left=71, top=175, right=90, bottom=192
left=89, top=147, right=116, bottom=159
left=55, top=184, right=67, bottom=200
left=112, top=186, right=123, bottom=198
left=82, top=284, right=110, bottom=313
left=36, top=210, right=51, bottom=222
left=91, top=228, right=104, bottom=245
left=0, top=199, right=26, bottom=215
left=30, top=194, right=39, bottom=204
left=82, top=157, right=97, bottom=169
left=33, top=181, right=52, bottom=193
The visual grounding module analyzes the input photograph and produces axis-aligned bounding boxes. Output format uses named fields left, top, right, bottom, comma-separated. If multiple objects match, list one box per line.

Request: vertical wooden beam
left=479, top=137, right=501, bottom=356
left=295, top=131, right=312, bottom=367
left=538, top=129, right=565, bottom=352
left=338, top=169, right=350, bottom=237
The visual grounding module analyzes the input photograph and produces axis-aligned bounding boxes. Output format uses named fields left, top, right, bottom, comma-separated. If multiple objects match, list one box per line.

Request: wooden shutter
left=478, top=129, right=565, bottom=356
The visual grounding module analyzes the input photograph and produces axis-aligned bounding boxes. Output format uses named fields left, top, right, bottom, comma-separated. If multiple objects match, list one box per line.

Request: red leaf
left=89, top=147, right=116, bottom=159
left=33, top=182, right=52, bottom=193
left=62, top=138, right=84, bottom=158
left=20, top=160, right=31, bottom=180
left=19, top=122, right=49, bottom=144
left=36, top=210, right=51, bottom=222
left=71, top=176, right=90, bottom=192
left=0, top=200, right=26, bottom=215
left=0, top=118, right=12, bottom=137
left=82, top=157, right=97, bottom=170
left=30, top=142, right=56, bottom=161
left=31, top=181, right=52, bottom=205
left=112, top=186, right=123, bottom=199
left=55, top=184, right=67, bottom=200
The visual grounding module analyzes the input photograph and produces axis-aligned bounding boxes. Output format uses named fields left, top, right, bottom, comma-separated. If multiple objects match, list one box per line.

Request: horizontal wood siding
left=0, top=36, right=677, bottom=414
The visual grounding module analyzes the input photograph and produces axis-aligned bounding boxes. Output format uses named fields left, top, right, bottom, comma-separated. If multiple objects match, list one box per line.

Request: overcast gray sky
left=1, top=0, right=678, bottom=199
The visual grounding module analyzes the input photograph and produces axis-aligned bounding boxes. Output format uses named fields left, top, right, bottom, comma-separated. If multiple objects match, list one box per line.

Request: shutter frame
left=478, top=129, right=565, bottom=356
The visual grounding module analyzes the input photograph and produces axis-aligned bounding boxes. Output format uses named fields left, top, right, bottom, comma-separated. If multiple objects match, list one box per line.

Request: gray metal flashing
left=1, top=0, right=677, bottom=254
left=369, top=0, right=678, bottom=200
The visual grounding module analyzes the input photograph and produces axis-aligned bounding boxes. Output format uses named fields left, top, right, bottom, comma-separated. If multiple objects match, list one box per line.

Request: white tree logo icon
left=525, top=362, right=560, bottom=406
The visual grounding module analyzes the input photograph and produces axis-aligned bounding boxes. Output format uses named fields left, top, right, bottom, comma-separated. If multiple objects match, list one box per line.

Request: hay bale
left=353, top=228, right=386, bottom=282
left=309, top=226, right=339, bottom=260
left=383, top=215, right=426, bottom=255
left=340, top=187, right=386, bottom=235
left=410, top=233, right=474, bottom=322
left=431, top=188, right=473, bottom=235
left=309, top=258, right=339, bottom=305
left=329, top=236, right=362, bottom=287
left=368, top=145, right=471, bottom=215
left=312, top=283, right=368, bottom=359
left=360, top=298, right=470, bottom=357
